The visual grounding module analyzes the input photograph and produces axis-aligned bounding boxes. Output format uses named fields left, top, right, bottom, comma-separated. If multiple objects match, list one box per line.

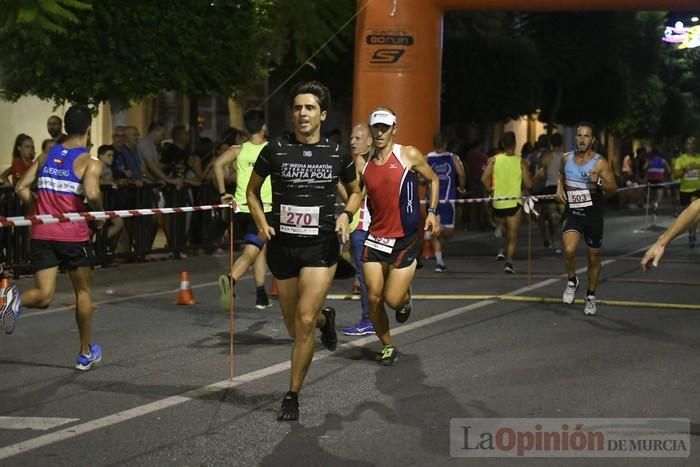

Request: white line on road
left=0, top=417, right=79, bottom=431
left=0, top=243, right=652, bottom=460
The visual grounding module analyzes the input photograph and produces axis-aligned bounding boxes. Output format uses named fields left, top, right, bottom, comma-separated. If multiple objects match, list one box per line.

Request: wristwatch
left=341, top=210, right=353, bottom=223
left=427, top=207, right=438, bottom=215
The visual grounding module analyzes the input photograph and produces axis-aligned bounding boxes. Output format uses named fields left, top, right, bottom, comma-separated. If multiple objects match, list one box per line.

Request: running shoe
left=376, top=345, right=398, bottom=366
left=75, top=343, right=102, bottom=371
left=255, top=293, right=272, bottom=309
left=396, top=288, right=412, bottom=323
left=277, top=391, right=299, bottom=421
left=496, top=249, right=505, bottom=261
left=503, top=262, right=515, bottom=274
left=562, top=276, right=579, bottom=304
left=434, top=264, right=447, bottom=273
left=584, top=295, right=597, bottom=316
left=218, top=274, right=235, bottom=310
left=0, top=285, right=21, bottom=335
left=341, top=320, right=375, bottom=336
left=320, top=307, right=337, bottom=351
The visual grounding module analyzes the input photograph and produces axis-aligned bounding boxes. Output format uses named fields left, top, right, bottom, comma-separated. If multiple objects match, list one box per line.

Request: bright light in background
left=663, top=17, right=700, bottom=48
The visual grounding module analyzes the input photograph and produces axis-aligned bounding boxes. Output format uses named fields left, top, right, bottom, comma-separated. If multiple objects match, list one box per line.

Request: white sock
left=435, top=252, right=444, bottom=265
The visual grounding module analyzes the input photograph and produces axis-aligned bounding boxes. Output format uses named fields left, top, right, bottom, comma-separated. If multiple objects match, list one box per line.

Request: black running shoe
left=376, top=345, right=398, bottom=366
left=255, top=293, right=271, bottom=309
left=277, top=391, right=299, bottom=421
left=320, top=307, right=337, bottom=351
left=395, top=289, right=412, bottom=323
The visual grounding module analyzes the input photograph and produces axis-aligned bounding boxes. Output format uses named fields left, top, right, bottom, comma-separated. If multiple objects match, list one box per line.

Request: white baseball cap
left=369, top=110, right=396, bottom=126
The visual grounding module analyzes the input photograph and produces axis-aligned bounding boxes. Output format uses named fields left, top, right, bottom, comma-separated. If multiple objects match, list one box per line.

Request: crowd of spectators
left=0, top=115, right=249, bottom=270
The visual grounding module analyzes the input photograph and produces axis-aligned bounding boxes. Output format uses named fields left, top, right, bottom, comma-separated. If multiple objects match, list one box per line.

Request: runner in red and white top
left=361, top=107, right=440, bottom=366
left=6, top=106, right=105, bottom=371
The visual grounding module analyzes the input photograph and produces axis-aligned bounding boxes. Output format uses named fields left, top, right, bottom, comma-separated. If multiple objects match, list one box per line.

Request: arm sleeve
left=338, top=146, right=357, bottom=184
left=253, top=142, right=273, bottom=178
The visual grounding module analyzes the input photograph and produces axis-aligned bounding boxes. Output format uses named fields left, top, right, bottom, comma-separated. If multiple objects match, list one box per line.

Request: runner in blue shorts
left=426, top=132, right=466, bottom=272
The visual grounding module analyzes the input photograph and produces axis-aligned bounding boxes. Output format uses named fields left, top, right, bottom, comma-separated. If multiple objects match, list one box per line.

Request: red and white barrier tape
left=0, top=181, right=679, bottom=228
left=0, top=203, right=235, bottom=228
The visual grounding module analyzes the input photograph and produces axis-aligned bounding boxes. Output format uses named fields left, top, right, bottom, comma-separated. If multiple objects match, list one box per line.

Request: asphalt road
left=1, top=207, right=699, bottom=466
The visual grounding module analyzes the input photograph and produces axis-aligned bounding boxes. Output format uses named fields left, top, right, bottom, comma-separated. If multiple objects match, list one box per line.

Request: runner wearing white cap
left=361, top=107, right=440, bottom=365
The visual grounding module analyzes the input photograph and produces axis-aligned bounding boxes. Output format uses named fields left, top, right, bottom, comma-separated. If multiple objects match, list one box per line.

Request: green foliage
left=441, top=11, right=700, bottom=140
left=441, top=12, right=541, bottom=125
left=0, top=1, right=259, bottom=109
left=253, top=0, right=354, bottom=67
left=0, top=0, right=355, bottom=111
left=1, top=0, right=91, bottom=34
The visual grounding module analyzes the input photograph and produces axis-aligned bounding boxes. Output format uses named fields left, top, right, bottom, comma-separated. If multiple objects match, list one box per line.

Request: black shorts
left=493, top=205, right=521, bottom=218
left=362, top=233, right=419, bottom=269
left=266, top=234, right=339, bottom=280
left=648, top=180, right=666, bottom=192
left=679, top=190, right=700, bottom=207
left=539, top=185, right=558, bottom=204
left=562, top=211, right=603, bottom=250
left=30, top=239, right=96, bottom=272
left=235, top=211, right=273, bottom=249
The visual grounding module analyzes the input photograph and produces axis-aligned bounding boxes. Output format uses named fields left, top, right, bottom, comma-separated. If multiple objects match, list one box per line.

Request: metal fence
left=0, top=183, right=237, bottom=278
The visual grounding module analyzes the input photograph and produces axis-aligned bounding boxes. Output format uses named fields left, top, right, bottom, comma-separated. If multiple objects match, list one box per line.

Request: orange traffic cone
left=269, top=277, right=278, bottom=298
left=0, top=278, right=8, bottom=307
left=175, top=271, right=197, bottom=305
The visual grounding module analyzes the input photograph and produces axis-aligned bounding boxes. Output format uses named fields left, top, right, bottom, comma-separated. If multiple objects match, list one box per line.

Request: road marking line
left=0, top=417, right=79, bottom=431
left=326, top=294, right=700, bottom=310
left=0, top=243, right=651, bottom=459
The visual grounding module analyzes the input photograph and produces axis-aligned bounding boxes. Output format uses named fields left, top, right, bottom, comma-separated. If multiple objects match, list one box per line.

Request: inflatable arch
left=353, top=0, right=697, bottom=152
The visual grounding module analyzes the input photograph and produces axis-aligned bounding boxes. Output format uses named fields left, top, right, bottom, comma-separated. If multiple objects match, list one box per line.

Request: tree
left=0, top=0, right=355, bottom=114
left=441, top=12, right=541, bottom=127
left=1, top=0, right=90, bottom=34
left=0, top=1, right=261, bottom=111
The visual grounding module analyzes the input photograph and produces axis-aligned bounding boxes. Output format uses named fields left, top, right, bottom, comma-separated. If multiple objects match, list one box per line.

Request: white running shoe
left=584, top=295, right=596, bottom=316
left=562, top=277, right=579, bottom=304
left=496, top=249, right=505, bottom=261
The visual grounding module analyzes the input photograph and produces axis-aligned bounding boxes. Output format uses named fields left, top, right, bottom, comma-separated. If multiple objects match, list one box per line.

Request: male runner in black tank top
left=247, top=81, right=362, bottom=421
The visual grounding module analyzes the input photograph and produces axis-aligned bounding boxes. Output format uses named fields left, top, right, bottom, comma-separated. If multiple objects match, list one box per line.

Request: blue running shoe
left=76, top=344, right=102, bottom=371
left=341, top=320, right=375, bottom=336
left=1, top=285, right=21, bottom=335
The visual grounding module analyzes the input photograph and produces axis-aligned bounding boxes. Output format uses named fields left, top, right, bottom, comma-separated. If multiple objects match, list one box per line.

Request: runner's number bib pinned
left=686, top=169, right=699, bottom=181
left=280, top=204, right=320, bottom=235
left=364, top=234, right=396, bottom=254
left=567, top=189, right=593, bottom=208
